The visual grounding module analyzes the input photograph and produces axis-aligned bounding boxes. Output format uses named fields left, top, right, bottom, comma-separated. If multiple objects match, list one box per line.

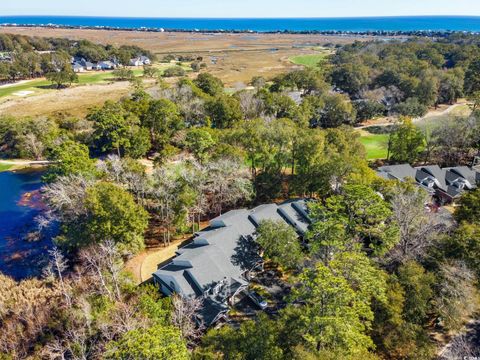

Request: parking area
left=231, top=269, right=291, bottom=317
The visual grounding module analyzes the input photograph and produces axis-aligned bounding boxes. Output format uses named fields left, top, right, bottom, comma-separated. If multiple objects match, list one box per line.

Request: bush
left=162, top=66, right=186, bottom=78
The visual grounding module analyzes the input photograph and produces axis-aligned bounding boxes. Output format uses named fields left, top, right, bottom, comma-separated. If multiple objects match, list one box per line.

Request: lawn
left=0, top=79, right=51, bottom=98
left=290, top=52, right=329, bottom=67
left=0, top=163, right=12, bottom=172
left=358, top=132, right=389, bottom=160
left=0, top=69, right=146, bottom=99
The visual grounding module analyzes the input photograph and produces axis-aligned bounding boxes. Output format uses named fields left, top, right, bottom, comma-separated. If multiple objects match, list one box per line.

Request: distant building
left=72, top=63, right=86, bottom=73
left=129, top=56, right=151, bottom=66
left=153, top=199, right=311, bottom=326
left=377, top=164, right=480, bottom=204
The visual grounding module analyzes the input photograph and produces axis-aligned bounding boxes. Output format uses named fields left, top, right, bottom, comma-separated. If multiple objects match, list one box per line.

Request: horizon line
left=3, top=14, right=480, bottom=20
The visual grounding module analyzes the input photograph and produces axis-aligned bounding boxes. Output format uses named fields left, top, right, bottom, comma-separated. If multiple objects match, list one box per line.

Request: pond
left=0, top=169, right=54, bottom=280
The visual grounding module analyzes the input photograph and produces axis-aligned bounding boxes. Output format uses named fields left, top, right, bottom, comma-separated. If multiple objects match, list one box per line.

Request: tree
left=143, top=65, right=158, bottom=78
left=46, top=140, right=96, bottom=182
left=142, top=98, right=184, bottom=149
left=105, top=325, right=189, bottom=360
left=311, top=93, right=356, bottom=128
left=464, top=58, right=480, bottom=95
left=83, top=182, right=149, bottom=254
left=184, top=127, right=216, bottom=163
left=387, top=184, right=440, bottom=265
left=256, top=220, right=303, bottom=269
left=46, top=66, right=78, bottom=88
left=392, top=97, right=428, bottom=117
left=89, top=101, right=149, bottom=157
left=200, top=313, right=284, bottom=360
left=396, top=261, right=434, bottom=325
left=205, top=95, right=243, bottom=129
left=331, top=62, right=370, bottom=97
left=291, top=262, right=376, bottom=355
left=388, top=117, right=425, bottom=163
left=454, top=188, right=480, bottom=224
left=162, top=66, right=186, bottom=78
left=433, top=261, right=477, bottom=331
left=112, top=67, right=135, bottom=81
left=194, top=73, right=224, bottom=97
left=308, top=184, right=399, bottom=257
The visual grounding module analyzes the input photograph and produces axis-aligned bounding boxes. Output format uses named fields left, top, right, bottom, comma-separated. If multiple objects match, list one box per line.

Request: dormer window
left=453, top=179, right=466, bottom=189
left=422, top=177, right=435, bottom=188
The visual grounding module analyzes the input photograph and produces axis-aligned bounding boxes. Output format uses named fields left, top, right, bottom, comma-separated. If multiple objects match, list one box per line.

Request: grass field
left=358, top=132, right=389, bottom=160
left=0, top=163, right=12, bottom=172
left=0, top=69, right=145, bottom=99
left=290, top=52, right=329, bottom=67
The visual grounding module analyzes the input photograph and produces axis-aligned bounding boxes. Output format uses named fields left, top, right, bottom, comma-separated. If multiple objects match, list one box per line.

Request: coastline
left=1, top=22, right=479, bottom=36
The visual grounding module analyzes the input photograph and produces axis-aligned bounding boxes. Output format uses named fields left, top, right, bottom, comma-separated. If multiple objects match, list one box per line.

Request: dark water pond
left=0, top=169, right=54, bottom=280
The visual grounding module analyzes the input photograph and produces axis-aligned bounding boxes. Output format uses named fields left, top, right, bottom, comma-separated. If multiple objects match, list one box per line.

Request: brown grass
left=0, top=27, right=382, bottom=117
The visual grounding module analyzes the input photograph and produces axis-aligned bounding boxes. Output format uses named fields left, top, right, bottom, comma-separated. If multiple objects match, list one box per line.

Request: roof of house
left=153, top=199, right=311, bottom=307
left=377, top=163, right=480, bottom=200
left=377, top=164, right=417, bottom=181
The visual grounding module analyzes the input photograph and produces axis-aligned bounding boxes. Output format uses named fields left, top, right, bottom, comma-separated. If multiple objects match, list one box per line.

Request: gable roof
left=377, top=164, right=417, bottom=181
left=153, top=199, right=311, bottom=301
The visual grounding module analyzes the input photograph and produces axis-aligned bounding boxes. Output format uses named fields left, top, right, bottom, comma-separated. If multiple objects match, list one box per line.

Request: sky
left=2, top=0, right=480, bottom=18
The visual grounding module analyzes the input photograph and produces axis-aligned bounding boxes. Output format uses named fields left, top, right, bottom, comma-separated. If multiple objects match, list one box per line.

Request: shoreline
left=1, top=23, right=478, bottom=36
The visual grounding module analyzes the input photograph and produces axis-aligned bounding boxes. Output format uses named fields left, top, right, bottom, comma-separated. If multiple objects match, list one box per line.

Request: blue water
left=0, top=170, right=53, bottom=280
left=2, top=16, right=480, bottom=32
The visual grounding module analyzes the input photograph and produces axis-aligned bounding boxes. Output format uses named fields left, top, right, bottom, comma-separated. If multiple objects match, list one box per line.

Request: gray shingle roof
left=378, top=164, right=417, bottom=181
left=153, top=199, right=311, bottom=324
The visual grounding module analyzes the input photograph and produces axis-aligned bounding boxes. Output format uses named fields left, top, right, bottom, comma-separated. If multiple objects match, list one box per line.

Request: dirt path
left=0, top=160, right=52, bottom=165
left=125, top=237, right=192, bottom=284
left=357, top=101, right=469, bottom=129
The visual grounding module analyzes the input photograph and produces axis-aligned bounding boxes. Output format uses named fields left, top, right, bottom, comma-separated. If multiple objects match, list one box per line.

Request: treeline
left=326, top=38, right=480, bottom=120
left=0, top=33, right=154, bottom=82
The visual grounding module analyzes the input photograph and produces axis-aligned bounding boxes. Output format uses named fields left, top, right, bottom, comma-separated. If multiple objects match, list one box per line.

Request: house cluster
left=152, top=199, right=311, bottom=326
left=377, top=164, right=480, bottom=203
left=129, top=56, right=151, bottom=66
left=71, top=55, right=150, bottom=73
left=71, top=57, right=119, bottom=73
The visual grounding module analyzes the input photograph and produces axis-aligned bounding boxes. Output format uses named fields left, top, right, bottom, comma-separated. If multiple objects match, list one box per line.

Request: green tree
left=331, top=62, right=370, bottom=97
left=464, top=58, right=480, bottom=95
left=388, top=117, right=425, bottom=163
left=142, top=99, right=184, bottom=149
left=396, top=261, right=434, bottom=325
left=162, top=66, right=186, bottom=78
left=105, top=325, right=189, bottom=360
left=193, top=73, right=224, bottom=97
left=200, top=313, right=283, bottom=360
left=89, top=101, right=148, bottom=157
left=256, top=220, right=303, bottom=269
left=46, top=140, right=96, bottom=181
left=184, top=127, right=216, bottom=163
left=308, top=184, right=399, bottom=256
left=46, top=66, right=78, bottom=88
left=112, top=67, right=135, bottom=81
left=83, top=182, right=149, bottom=254
left=291, top=262, right=376, bottom=355
left=206, top=95, right=243, bottom=129
left=454, top=188, right=480, bottom=224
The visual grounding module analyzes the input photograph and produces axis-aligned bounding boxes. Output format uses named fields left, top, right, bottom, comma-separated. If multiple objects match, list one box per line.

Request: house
left=377, top=164, right=480, bottom=204
left=152, top=199, right=311, bottom=326
left=72, top=63, right=86, bottom=73
left=129, top=56, right=150, bottom=66
left=140, top=55, right=151, bottom=65
left=97, top=61, right=116, bottom=70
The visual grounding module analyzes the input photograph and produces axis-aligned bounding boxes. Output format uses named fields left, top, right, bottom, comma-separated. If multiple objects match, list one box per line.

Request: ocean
left=1, top=15, right=480, bottom=32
